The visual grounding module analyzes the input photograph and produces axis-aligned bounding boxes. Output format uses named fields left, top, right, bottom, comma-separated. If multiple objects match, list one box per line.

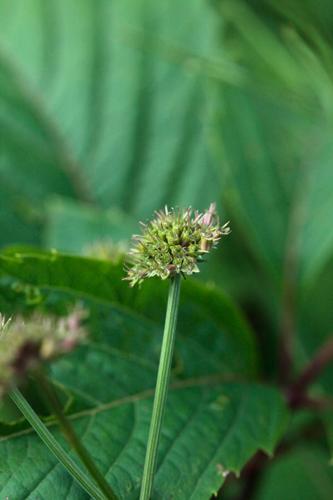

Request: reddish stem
left=287, top=336, right=333, bottom=409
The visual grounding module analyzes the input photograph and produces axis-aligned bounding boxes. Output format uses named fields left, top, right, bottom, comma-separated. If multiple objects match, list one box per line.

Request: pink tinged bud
left=67, top=313, right=80, bottom=332
left=65, top=309, right=87, bottom=333
left=202, top=202, right=217, bottom=226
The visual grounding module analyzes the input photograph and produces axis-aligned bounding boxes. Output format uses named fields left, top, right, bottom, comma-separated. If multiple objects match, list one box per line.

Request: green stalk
left=9, top=388, right=105, bottom=500
left=140, top=275, right=181, bottom=500
left=36, top=371, right=117, bottom=500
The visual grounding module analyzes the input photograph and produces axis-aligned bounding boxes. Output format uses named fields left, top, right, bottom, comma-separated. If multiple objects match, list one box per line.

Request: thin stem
left=36, top=370, right=117, bottom=500
left=9, top=388, right=104, bottom=500
left=140, top=275, right=181, bottom=500
left=287, top=335, right=333, bottom=409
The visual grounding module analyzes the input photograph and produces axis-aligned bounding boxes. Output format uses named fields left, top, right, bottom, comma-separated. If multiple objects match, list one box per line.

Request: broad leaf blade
left=0, top=250, right=258, bottom=377
left=0, top=251, right=288, bottom=498
left=0, top=0, right=226, bottom=226
left=1, top=369, right=288, bottom=499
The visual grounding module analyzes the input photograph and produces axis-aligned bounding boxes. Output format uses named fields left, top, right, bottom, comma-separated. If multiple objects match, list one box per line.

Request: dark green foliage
left=0, top=0, right=333, bottom=498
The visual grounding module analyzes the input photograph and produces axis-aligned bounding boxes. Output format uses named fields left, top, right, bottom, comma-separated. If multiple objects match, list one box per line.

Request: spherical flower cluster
left=125, top=203, right=230, bottom=287
left=0, top=309, right=87, bottom=398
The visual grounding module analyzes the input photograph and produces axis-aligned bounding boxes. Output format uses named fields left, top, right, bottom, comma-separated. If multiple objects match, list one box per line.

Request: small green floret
left=125, top=203, right=230, bottom=287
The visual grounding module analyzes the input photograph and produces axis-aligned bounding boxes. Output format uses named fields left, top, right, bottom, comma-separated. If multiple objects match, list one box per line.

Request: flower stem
left=140, top=275, right=181, bottom=500
left=36, top=370, right=117, bottom=500
left=9, top=388, right=105, bottom=500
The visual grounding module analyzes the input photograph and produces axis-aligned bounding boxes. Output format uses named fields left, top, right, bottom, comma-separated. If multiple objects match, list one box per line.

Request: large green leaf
left=0, top=0, right=236, bottom=244
left=0, top=250, right=289, bottom=497
left=0, top=383, right=288, bottom=499
left=0, top=250, right=258, bottom=375
left=0, top=251, right=127, bottom=304
left=213, top=86, right=292, bottom=277
left=0, top=300, right=288, bottom=499
left=213, top=0, right=333, bottom=289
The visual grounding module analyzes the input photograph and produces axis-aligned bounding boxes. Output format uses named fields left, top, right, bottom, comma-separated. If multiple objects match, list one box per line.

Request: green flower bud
left=124, top=203, right=230, bottom=287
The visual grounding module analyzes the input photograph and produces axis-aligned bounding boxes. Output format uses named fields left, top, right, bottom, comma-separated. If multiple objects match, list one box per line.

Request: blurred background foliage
left=1, top=0, right=333, bottom=497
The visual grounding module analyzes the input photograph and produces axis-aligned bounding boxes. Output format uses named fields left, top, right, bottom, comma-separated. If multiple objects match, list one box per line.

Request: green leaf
left=0, top=0, right=231, bottom=235
left=220, top=0, right=307, bottom=91
left=0, top=250, right=288, bottom=497
left=0, top=382, right=288, bottom=499
left=44, top=197, right=136, bottom=253
left=134, top=279, right=259, bottom=377
left=297, top=141, right=333, bottom=287
left=0, top=183, right=42, bottom=248
left=212, top=81, right=295, bottom=278
left=214, top=0, right=333, bottom=290
left=256, top=445, right=333, bottom=500
left=0, top=397, right=22, bottom=424
left=0, top=304, right=288, bottom=498
left=0, top=251, right=127, bottom=304
left=0, top=250, right=258, bottom=376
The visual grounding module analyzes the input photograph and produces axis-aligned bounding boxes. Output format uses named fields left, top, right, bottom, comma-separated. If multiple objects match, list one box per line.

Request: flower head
left=0, top=309, right=87, bottom=398
left=124, top=203, right=230, bottom=287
